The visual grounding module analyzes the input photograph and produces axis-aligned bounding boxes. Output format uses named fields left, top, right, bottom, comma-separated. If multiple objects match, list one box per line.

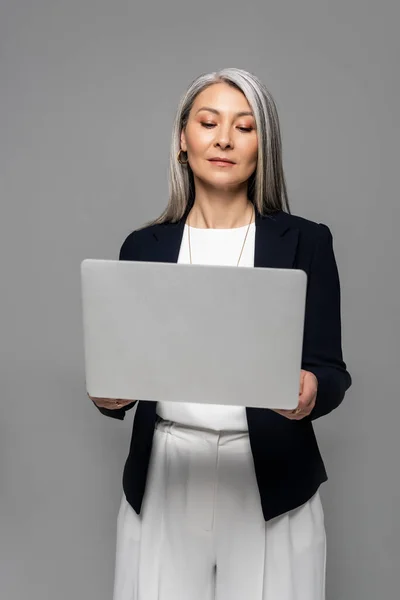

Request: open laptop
left=80, top=259, right=307, bottom=410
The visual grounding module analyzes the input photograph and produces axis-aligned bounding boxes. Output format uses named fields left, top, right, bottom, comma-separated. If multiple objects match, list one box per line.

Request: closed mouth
left=208, top=159, right=235, bottom=164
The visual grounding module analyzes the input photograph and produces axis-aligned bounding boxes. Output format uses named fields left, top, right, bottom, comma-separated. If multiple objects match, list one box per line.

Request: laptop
left=80, top=259, right=307, bottom=410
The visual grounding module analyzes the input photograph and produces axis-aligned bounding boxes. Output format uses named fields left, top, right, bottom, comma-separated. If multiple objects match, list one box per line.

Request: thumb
left=299, top=370, right=306, bottom=395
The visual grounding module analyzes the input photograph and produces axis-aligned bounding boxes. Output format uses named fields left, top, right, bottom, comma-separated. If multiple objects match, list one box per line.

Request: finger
left=273, top=409, right=301, bottom=420
left=88, top=395, right=123, bottom=402
left=298, top=382, right=317, bottom=409
left=299, top=370, right=306, bottom=395
left=303, top=371, right=318, bottom=395
left=299, top=385, right=317, bottom=410
left=296, top=396, right=316, bottom=417
left=272, top=409, right=290, bottom=417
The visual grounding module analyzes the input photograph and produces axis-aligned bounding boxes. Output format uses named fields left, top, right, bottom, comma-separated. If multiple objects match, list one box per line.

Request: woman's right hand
left=88, top=394, right=135, bottom=410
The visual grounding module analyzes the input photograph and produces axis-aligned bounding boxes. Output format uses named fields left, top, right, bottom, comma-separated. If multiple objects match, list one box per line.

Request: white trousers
left=113, top=417, right=326, bottom=600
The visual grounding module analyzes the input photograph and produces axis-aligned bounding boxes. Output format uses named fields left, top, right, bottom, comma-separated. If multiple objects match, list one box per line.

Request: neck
left=187, top=195, right=254, bottom=229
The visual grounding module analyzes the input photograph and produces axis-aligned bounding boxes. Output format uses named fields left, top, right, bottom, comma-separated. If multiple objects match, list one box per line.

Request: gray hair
left=144, top=67, right=291, bottom=227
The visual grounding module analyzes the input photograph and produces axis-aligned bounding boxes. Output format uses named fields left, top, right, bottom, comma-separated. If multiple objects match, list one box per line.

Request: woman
left=89, top=68, right=352, bottom=600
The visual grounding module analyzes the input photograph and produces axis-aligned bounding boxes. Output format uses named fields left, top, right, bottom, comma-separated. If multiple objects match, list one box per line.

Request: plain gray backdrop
left=1, top=1, right=399, bottom=599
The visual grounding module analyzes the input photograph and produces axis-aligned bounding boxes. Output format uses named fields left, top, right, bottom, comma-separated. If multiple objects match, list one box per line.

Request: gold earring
left=177, top=149, right=188, bottom=165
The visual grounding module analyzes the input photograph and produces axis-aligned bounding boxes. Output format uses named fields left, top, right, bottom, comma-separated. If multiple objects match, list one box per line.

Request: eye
left=200, top=122, right=253, bottom=132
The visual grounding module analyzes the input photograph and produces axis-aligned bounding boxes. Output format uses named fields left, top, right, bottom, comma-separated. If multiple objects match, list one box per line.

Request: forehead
left=191, top=82, right=253, bottom=115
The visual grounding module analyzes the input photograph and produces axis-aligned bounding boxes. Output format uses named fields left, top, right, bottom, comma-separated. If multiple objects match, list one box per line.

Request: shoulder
left=278, top=212, right=334, bottom=259
left=278, top=210, right=331, bottom=238
left=275, top=211, right=335, bottom=267
left=118, top=222, right=164, bottom=260
left=119, top=210, right=333, bottom=259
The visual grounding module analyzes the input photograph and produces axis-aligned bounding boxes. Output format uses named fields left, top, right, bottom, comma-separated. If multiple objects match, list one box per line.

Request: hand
left=88, top=394, right=134, bottom=410
left=273, top=369, right=318, bottom=420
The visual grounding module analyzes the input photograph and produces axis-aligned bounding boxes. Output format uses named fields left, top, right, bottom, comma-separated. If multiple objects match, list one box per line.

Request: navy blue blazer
left=95, top=208, right=352, bottom=521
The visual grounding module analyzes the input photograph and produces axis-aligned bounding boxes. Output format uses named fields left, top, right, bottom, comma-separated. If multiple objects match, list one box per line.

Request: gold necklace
left=187, top=204, right=255, bottom=266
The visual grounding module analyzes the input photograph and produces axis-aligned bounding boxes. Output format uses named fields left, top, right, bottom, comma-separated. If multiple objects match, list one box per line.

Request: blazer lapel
left=150, top=208, right=300, bottom=269
left=253, top=209, right=299, bottom=269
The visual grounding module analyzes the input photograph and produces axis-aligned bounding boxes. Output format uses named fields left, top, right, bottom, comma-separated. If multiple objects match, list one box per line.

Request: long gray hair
left=144, top=67, right=291, bottom=227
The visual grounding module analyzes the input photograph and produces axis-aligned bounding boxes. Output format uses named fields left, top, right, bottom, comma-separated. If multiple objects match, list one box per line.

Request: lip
left=208, top=158, right=235, bottom=165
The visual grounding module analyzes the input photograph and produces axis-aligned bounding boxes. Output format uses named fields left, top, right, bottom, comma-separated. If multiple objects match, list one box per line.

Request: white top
left=156, top=221, right=256, bottom=431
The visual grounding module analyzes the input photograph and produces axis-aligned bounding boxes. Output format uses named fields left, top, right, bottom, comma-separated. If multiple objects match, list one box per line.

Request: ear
left=180, top=128, right=187, bottom=152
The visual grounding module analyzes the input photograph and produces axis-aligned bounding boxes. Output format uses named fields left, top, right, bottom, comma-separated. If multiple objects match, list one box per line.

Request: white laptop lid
left=81, top=259, right=307, bottom=410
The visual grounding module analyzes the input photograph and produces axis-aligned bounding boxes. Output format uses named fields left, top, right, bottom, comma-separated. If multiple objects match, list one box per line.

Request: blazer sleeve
left=93, top=231, right=140, bottom=421
left=301, top=223, right=352, bottom=420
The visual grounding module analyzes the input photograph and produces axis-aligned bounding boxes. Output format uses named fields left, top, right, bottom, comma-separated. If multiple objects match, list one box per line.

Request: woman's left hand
left=273, top=369, right=318, bottom=420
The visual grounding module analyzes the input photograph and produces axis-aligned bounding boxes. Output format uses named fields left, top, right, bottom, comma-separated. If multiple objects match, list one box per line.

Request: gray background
left=1, top=1, right=399, bottom=599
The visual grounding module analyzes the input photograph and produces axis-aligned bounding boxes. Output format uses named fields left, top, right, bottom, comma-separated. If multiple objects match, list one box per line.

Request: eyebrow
left=195, top=107, right=254, bottom=118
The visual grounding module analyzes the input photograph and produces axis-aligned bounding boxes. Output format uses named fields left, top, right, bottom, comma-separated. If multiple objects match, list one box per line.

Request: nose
left=214, top=127, right=233, bottom=149
left=215, top=139, right=232, bottom=150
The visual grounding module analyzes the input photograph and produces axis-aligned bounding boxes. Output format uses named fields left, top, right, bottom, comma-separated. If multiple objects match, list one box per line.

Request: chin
left=193, top=170, right=242, bottom=189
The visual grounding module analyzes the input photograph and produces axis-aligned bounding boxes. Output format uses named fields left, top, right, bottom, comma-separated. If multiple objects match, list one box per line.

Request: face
left=180, top=82, right=258, bottom=192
